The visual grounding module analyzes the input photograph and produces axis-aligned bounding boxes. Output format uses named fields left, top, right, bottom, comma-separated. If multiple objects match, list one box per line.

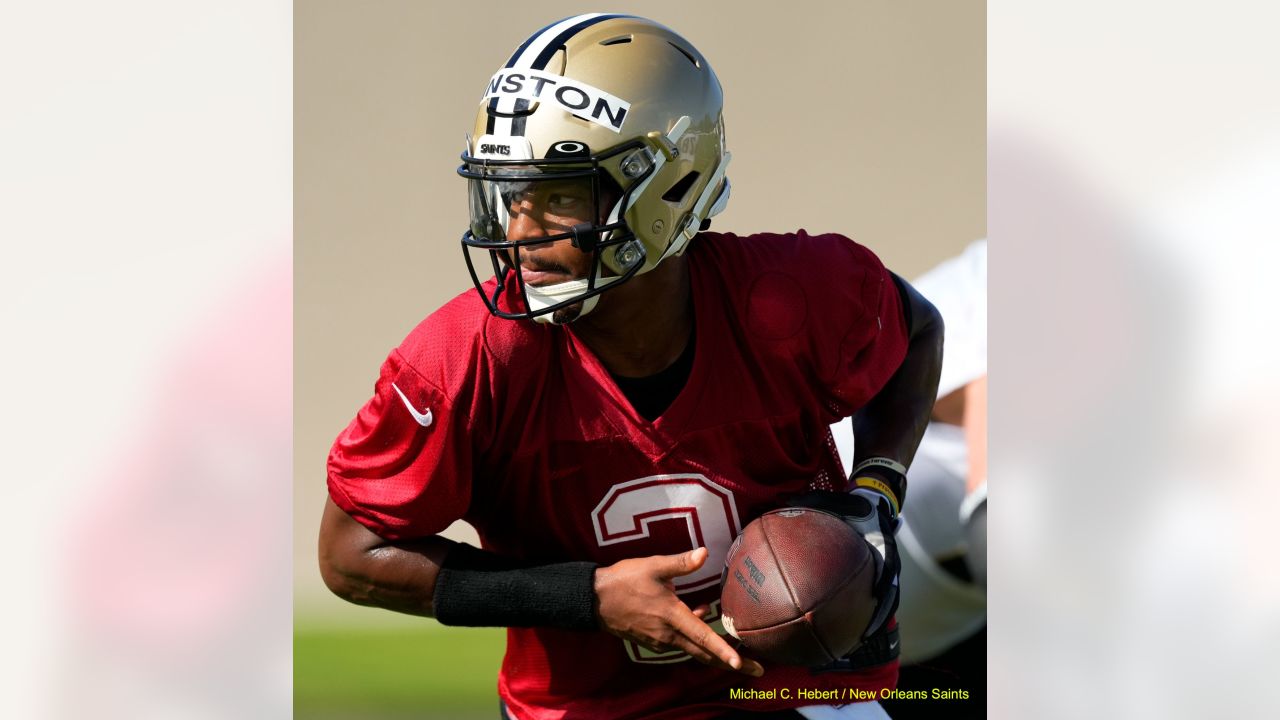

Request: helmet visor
left=465, top=166, right=604, bottom=248
left=458, top=155, right=643, bottom=322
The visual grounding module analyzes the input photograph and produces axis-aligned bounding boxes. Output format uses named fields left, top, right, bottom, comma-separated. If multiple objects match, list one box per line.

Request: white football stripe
left=493, top=13, right=607, bottom=136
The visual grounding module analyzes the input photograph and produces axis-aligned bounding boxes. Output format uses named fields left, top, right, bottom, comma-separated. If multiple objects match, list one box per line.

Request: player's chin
left=551, top=302, right=585, bottom=325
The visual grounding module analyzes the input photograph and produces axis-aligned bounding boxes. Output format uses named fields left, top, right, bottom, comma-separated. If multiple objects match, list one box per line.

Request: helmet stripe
left=502, top=17, right=563, bottom=69
left=487, top=13, right=632, bottom=137
left=488, top=14, right=605, bottom=134
left=524, top=14, right=631, bottom=71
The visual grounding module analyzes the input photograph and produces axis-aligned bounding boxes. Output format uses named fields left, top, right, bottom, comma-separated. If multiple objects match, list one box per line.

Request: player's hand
left=594, top=547, right=765, bottom=677
left=787, top=486, right=902, bottom=640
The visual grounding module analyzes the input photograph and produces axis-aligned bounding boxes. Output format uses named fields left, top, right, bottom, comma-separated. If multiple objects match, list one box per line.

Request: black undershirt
left=609, top=331, right=696, bottom=422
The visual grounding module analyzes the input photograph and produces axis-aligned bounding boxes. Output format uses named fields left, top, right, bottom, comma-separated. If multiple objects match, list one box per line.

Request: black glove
left=788, top=478, right=902, bottom=641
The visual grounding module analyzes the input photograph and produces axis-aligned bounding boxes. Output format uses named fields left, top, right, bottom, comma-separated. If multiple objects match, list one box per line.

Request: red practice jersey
left=328, top=230, right=909, bottom=719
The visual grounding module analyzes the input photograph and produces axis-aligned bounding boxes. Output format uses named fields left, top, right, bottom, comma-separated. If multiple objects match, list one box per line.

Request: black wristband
left=433, top=544, right=599, bottom=631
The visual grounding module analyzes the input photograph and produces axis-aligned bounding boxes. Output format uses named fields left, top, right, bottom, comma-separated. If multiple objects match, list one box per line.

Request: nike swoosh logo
left=889, top=640, right=899, bottom=650
left=392, top=382, right=433, bottom=427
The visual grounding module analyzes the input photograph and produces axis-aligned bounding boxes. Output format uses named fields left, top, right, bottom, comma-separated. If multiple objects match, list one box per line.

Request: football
left=719, top=507, right=877, bottom=666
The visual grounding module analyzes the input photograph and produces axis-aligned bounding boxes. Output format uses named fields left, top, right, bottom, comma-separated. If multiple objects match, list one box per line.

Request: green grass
left=295, top=622, right=507, bottom=719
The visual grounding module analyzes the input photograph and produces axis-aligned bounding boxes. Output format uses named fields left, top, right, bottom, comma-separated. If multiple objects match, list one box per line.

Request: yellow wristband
left=854, top=475, right=901, bottom=516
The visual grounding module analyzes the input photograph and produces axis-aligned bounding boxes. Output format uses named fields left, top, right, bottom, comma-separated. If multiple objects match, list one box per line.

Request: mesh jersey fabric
left=327, top=230, right=908, bottom=719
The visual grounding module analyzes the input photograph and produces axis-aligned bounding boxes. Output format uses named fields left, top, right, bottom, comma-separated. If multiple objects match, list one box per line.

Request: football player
left=319, top=14, right=943, bottom=720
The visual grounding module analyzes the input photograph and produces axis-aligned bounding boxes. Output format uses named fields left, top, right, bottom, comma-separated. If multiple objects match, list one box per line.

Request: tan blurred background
left=295, top=0, right=984, bottom=622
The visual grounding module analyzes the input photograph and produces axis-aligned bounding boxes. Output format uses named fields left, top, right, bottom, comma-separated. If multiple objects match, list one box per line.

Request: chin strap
left=526, top=270, right=615, bottom=324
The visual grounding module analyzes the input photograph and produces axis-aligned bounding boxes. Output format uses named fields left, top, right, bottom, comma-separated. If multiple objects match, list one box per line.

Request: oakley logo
left=483, top=68, right=630, bottom=133
left=480, top=143, right=511, bottom=155
left=546, top=140, right=591, bottom=159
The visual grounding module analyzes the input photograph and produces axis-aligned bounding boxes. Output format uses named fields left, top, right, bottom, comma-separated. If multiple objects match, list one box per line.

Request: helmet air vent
left=668, top=42, right=699, bottom=68
left=600, top=34, right=633, bottom=46
left=662, top=171, right=701, bottom=203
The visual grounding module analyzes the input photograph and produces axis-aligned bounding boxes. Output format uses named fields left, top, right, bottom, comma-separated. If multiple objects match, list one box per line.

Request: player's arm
left=319, top=496, right=597, bottom=627
left=319, top=497, right=763, bottom=675
left=961, top=374, right=987, bottom=586
left=846, top=274, right=941, bottom=632
left=318, top=496, right=453, bottom=616
left=789, top=273, right=942, bottom=642
left=964, top=374, right=987, bottom=494
left=849, top=272, right=944, bottom=507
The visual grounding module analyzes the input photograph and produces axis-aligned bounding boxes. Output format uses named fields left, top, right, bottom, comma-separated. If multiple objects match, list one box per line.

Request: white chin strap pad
left=527, top=272, right=620, bottom=324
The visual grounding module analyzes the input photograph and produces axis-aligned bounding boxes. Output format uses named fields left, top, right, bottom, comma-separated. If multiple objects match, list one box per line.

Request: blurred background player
left=834, top=239, right=987, bottom=718
left=317, top=14, right=943, bottom=720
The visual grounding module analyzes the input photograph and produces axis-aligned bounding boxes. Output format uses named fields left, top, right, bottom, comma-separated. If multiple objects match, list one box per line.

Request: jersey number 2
left=590, top=474, right=742, bottom=664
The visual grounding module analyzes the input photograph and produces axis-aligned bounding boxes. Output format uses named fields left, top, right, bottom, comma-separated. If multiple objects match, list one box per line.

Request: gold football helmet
left=459, top=14, right=731, bottom=323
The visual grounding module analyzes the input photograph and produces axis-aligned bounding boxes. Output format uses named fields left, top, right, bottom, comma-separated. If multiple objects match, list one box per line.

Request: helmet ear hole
left=598, top=172, right=624, bottom=210
left=661, top=171, right=700, bottom=204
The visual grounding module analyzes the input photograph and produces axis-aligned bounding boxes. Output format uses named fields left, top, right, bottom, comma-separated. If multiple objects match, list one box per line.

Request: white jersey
left=894, top=423, right=986, bottom=662
left=916, top=239, right=986, bottom=399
